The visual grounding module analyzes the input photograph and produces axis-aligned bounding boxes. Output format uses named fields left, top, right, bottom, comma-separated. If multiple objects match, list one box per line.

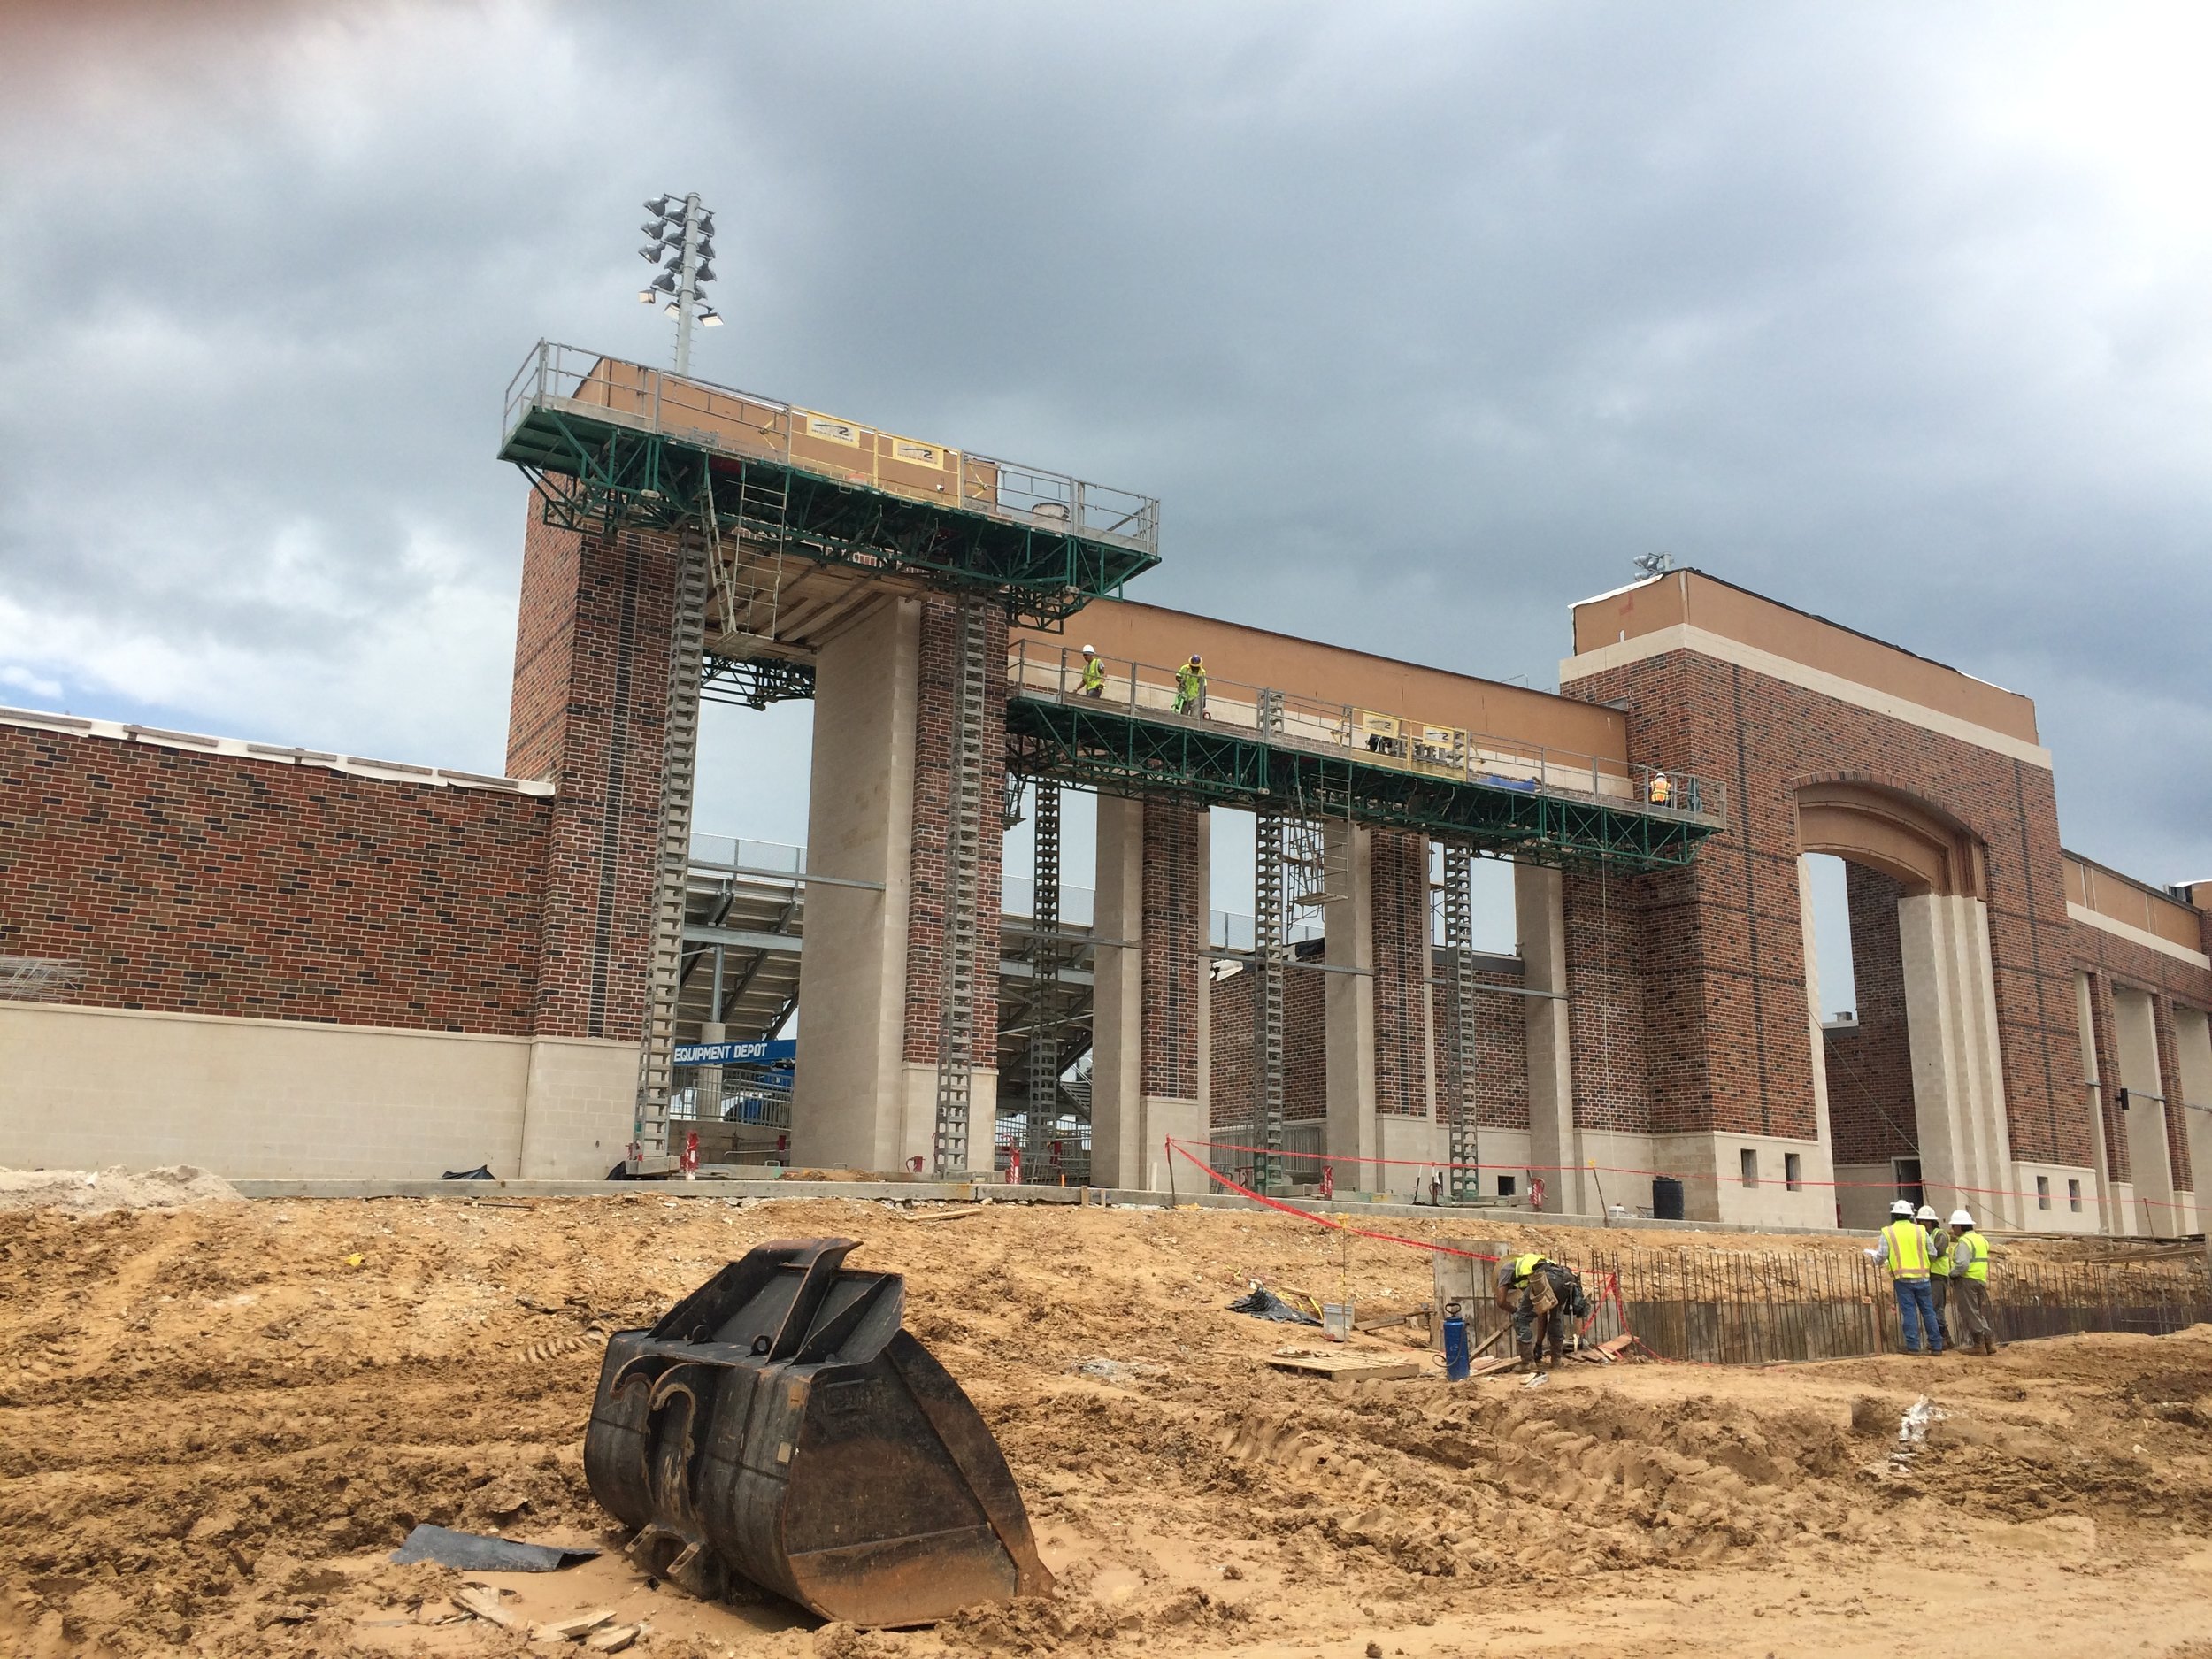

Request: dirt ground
left=4, top=1190, right=2211, bottom=1659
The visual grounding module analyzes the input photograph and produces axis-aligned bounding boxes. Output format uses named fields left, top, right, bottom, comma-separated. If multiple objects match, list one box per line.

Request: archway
left=1795, top=781, right=2014, bottom=1230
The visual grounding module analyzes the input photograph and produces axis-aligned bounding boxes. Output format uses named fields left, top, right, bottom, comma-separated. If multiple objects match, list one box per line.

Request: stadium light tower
left=635, top=191, right=722, bottom=374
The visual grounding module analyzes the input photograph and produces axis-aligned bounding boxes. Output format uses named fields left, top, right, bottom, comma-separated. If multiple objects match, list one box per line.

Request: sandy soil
left=3, top=1192, right=2210, bottom=1658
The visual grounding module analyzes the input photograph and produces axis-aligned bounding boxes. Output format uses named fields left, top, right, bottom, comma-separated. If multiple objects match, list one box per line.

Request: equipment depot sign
left=672, top=1039, right=798, bottom=1066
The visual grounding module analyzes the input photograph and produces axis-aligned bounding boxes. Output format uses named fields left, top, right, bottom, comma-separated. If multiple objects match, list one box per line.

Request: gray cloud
left=4, top=1, right=2208, bottom=881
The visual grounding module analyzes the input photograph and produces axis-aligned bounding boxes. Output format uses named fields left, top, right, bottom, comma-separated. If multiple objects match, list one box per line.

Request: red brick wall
left=1565, top=649, right=2085, bottom=1164
left=504, top=511, right=680, bottom=1043
left=0, top=726, right=547, bottom=1034
left=1563, top=867, right=1664, bottom=1133
left=1825, top=864, right=1918, bottom=1167
left=1209, top=962, right=1325, bottom=1127
left=1137, top=799, right=1206, bottom=1098
left=1371, top=829, right=1428, bottom=1116
left=1428, top=949, right=1532, bottom=1131
left=902, top=596, right=1009, bottom=1068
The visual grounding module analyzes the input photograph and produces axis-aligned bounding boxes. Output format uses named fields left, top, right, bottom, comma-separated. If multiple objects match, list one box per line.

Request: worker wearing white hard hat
left=1079, top=644, right=1106, bottom=697
left=1870, top=1198, right=1944, bottom=1355
left=1917, top=1204, right=1955, bottom=1350
left=1947, top=1210, right=1999, bottom=1356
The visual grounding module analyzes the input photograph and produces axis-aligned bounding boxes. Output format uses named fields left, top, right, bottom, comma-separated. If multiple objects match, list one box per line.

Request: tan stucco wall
left=1570, top=571, right=2040, bottom=744
left=0, top=1002, right=630, bottom=1180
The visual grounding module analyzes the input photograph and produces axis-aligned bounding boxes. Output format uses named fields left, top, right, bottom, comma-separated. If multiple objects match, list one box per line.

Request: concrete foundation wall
left=0, top=1001, right=630, bottom=1180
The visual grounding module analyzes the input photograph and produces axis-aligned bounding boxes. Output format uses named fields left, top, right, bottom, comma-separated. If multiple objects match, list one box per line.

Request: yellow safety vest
left=1925, top=1228, right=1952, bottom=1276
left=1079, top=657, right=1105, bottom=692
left=1512, top=1252, right=1547, bottom=1286
left=1882, top=1219, right=1929, bottom=1278
left=1961, top=1231, right=1990, bottom=1283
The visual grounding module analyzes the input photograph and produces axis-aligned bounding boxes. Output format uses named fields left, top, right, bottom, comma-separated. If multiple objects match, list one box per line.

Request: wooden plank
left=452, top=1588, right=518, bottom=1630
left=1268, top=1352, right=1425, bottom=1380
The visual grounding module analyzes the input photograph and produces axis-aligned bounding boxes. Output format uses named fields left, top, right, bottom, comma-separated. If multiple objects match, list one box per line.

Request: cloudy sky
left=6, top=2, right=2212, bottom=972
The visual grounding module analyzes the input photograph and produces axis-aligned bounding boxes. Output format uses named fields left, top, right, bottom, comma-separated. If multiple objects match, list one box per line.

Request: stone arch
left=1793, top=777, right=1985, bottom=899
left=1793, top=774, right=2011, bottom=1227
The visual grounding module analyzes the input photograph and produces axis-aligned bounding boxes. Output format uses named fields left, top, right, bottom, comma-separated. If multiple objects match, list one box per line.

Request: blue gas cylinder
left=1442, top=1303, right=1471, bottom=1380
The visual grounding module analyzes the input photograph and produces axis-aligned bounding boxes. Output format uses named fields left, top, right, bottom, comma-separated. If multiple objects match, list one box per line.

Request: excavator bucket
left=582, top=1237, right=1053, bottom=1628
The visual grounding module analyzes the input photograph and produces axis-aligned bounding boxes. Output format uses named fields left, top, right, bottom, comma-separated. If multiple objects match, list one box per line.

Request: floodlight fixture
left=626, top=190, right=722, bottom=373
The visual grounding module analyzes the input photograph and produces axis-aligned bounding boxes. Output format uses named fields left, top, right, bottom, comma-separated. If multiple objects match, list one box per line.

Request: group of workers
left=1078, top=643, right=1209, bottom=714
left=1875, top=1199, right=1998, bottom=1356
left=1486, top=1199, right=1999, bottom=1373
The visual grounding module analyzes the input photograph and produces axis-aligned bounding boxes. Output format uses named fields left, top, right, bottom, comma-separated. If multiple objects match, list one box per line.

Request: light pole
left=637, top=192, right=722, bottom=374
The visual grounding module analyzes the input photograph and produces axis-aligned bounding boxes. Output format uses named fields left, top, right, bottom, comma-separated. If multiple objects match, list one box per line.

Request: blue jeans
left=1894, top=1278, right=1942, bottom=1353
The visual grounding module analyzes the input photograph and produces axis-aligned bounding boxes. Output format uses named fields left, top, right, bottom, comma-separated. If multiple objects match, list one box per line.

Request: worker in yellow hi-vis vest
left=1494, top=1251, right=1587, bottom=1374
left=1079, top=644, right=1106, bottom=698
left=1870, top=1197, right=1944, bottom=1356
left=1947, top=1209, right=1998, bottom=1356
left=1174, top=653, right=1208, bottom=716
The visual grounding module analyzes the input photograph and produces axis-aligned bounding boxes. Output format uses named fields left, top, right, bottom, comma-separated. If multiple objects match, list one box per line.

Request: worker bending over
left=1174, top=653, right=1208, bottom=716
left=1495, top=1251, right=1588, bottom=1373
left=1947, top=1210, right=1998, bottom=1356
left=1872, top=1198, right=1944, bottom=1356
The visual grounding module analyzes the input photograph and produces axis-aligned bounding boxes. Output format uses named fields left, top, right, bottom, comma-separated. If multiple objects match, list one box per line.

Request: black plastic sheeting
left=1225, top=1285, right=1319, bottom=1325
left=388, top=1524, right=598, bottom=1572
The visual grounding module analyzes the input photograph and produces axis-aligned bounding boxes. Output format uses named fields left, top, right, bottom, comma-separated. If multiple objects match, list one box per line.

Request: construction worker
left=1871, top=1197, right=1943, bottom=1356
left=1494, top=1251, right=1585, bottom=1372
left=1917, top=1203, right=1955, bottom=1349
left=1649, top=771, right=1672, bottom=806
left=1079, top=644, right=1106, bottom=697
left=1948, top=1209, right=1998, bottom=1356
left=1174, top=653, right=1208, bottom=716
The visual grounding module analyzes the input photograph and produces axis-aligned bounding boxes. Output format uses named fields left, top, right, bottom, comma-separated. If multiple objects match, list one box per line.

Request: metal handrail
left=1008, top=641, right=1727, bottom=824
left=505, top=342, right=1159, bottom=554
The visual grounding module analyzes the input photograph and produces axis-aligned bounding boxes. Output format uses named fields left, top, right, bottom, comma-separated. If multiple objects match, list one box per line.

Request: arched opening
left=1796, top=781, right=2013, bottom=1230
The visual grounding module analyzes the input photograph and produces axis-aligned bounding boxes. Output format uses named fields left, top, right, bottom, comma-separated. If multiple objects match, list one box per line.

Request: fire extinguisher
left=1006, top=1144, right=1022, bottom=1186
left=680, top=1130, right=699, bottom=1176
left=1318, top=1164, right=1335, bottom=1200
left=1529, top=1174, right=1546, bottom=1212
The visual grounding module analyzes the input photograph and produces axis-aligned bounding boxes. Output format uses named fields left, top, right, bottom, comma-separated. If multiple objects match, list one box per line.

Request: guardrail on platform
left=1009, top=641, right=1726, bottom=825
left=505, top=342, right=1160, bottom=555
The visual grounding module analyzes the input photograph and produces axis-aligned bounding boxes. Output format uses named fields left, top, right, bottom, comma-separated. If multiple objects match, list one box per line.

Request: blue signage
left=674, top=1039, right=798, bottom=1066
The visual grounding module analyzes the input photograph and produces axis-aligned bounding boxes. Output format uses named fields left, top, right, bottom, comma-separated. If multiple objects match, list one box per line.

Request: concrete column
left=1089, top=794, right=1145, bottom=1187
left=789, top=598, right=919, bottom=1172
left=1517, top=863, right=1580, bottom=1214
left=1796, top=857, right=1839, bottom=1225
left=2172, top=1005, right=2212, bottom=1237
left=1323, top=819, right=1377, bottom=1187
left=1896, top=893, right=2016, bottom=1229
left=2076, top=972, right=2119, bottom=1233
left=2112, top=985, right=2176, bottom=1235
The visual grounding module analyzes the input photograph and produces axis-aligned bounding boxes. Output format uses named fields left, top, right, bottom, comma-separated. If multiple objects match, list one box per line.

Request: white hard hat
left=1890, top=1199, right=1915, bottom=1217
left=1949, top=1209, right=1973, bottom=1227
left=1915, top=1205, right=1939, bottom=1222
left=1082, top=643, right=1095, bottom=653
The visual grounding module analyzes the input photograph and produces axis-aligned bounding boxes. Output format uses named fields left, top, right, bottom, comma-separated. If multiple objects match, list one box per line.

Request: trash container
left=1652, top=1176, right=1685, bottom=1221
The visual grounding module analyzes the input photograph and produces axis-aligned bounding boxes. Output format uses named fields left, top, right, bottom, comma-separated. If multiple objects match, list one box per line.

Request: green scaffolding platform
left=1004, top=693, right=1722, bottom=871
left=499, top=342, right=1159, bottom=626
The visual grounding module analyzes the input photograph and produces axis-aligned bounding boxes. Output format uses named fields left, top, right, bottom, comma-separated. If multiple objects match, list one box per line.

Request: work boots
left=1546, top=1335, right=1565, bottom=1371
left=1978, top=1333, right=1997, bottom=1357
left=1516, top=1341, right=1539, bottom=1373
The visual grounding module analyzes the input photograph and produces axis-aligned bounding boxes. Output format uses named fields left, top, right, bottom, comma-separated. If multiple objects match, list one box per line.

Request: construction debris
left=1268, top=1348, right=1425, bottom=1380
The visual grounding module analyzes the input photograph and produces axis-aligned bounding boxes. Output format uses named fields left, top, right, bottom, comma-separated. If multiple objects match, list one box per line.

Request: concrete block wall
left=1209, top=961, right=1325, bottom=1130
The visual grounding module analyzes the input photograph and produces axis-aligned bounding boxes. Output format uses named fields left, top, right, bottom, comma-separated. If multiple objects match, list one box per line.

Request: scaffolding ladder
left=1025, top=781, right=1062, bottom=1171
left=1252, top=688, right=1289, bottom=1195
left=633, top=518, right=710, bottom=1167
left=1440, top=844, right=1480, bottom=1202
left=933, top=596, right=990, bottom=1176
